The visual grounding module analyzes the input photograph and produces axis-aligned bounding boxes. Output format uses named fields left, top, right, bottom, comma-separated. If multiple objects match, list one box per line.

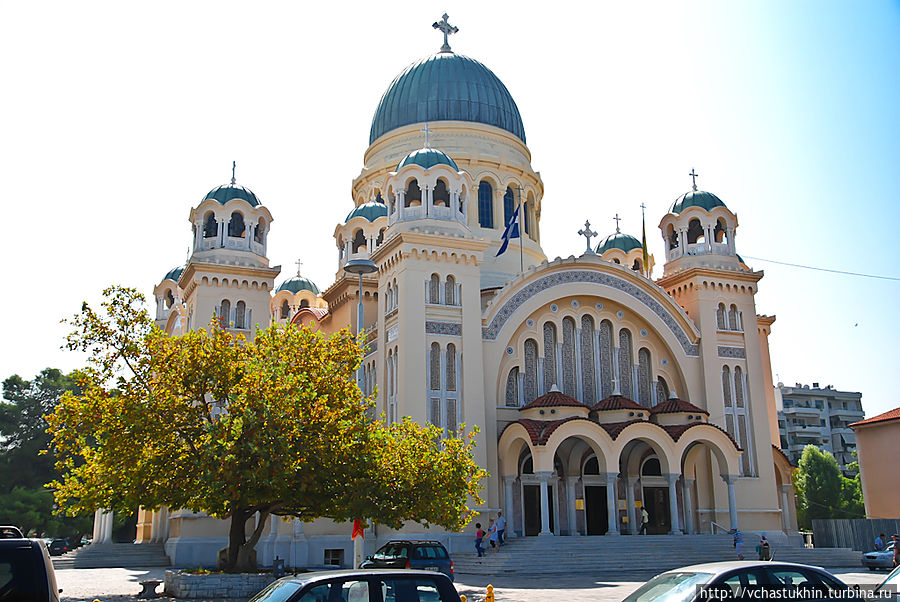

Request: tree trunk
left=221, top=508, right=271, bottom=573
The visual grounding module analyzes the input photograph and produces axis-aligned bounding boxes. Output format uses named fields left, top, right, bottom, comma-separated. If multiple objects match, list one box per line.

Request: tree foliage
left=793, top=445, right=864, bottom=528
left=48, top=286, right=486, bottom=571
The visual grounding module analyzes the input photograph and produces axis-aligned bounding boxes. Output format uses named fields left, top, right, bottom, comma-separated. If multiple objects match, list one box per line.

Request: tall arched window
left=506, top=367, right=520, bottom=407
left=219, top=299, right=231, bottom=327
left=446, top=344, right=458, bottom=436
left=667, top=225, right=678, bottom=250
left=299, top=299, right=309, bottom=309
left=429, top=274, right=440, bottom=304
left=524, top=339, right=538, bottom=402
left=503, top=186, right=515, bottom=225
left=430, top=342, right=441, bottom=391
left=728, top=305, right=739, bottom=331
left=228, top=212, right=245, bottom=237
left=376, top=228, right=385, bottom=246
left=478, top=181, right=494, bottom=228
left=656, top=376, right=670, bottom=401
left=580, top=315, right=596, bottom=403
left=722, top=366, right=733, bottom=408
left=561, top=317, right=576, bottom=396
left=446, top=344, right=457, bottom=393
left=405, top=179, right=421, bottom=207
left=734, top=366, right=745, bottom=408
left=599, top=320, right=614, bottom=398
left=687, top=218, right=704, bottom=244
left=445, top=275, right=456, bottom=306
left=234, top=301, right=246, bottom=329
left=434, top=179, right=449, bottom=207
left=715, top=218, right=727, bottom=243
left=542, top=322, right=558, bottom=391
left=255, top=218, right=266, bottom=243
left=203, top=212, right=218, bottom=238
left=280, top=300, right=290, bottom=319
left=618, top=329, right=634, bottom=398
left=352, top=229, right=366, bottom=253
left=638, top=348, right=652, bottom=407
left=717, top=304, right=727, bottom=330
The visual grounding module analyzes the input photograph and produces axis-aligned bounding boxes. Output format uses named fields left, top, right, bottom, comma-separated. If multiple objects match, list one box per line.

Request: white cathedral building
left=132, top=17, right=798, bottom=567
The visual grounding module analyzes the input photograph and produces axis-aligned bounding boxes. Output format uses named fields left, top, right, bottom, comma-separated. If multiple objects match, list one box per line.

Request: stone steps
left=52, top=542, right=171, bottom=569
left=453, top=535, right=861, bottom=576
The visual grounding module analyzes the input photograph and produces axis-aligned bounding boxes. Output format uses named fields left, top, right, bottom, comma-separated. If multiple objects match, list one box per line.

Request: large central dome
left=369, top=52, right=526, bottom=145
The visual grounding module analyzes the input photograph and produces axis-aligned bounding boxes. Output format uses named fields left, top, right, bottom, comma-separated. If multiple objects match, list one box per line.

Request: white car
left=862, top=542, right=896, bottom=571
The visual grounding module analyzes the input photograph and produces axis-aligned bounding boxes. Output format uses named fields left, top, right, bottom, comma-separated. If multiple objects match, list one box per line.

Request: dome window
left=632, top=259, right=642, bottom=272
left=667, top=224, right=679, bottom=250
left=255, top=218, right=266, bottom=244
left=433, top=179, right=450, bottom=207
left=503, top=187, right=515, bottom=225
left=228, top=212, right=246, bottom=238
left=478, top=181, right=494, bottom=228
left=687, top=218, right=704, bottom=244
left=280, top=300, right=290, bottom=319
left=405, top=179, right=421, bottom=207
left=300, top=299, right=309, bottom=309
left=165, top=289, right=175, bottom=309
left=352, top=229, right=366, bottom=253
left=203, top=212, right=217, bottom=238
left=376, top=228, right=385, bottom=247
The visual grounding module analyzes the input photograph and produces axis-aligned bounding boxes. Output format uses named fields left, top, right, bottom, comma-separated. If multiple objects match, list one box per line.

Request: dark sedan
left=249, top=569, right=462, bottom=602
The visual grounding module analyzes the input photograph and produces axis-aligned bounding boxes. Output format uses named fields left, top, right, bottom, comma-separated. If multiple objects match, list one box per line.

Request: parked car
left=47, top=539, right=69, bottom=556
left=361, top=540, right=454, bottom=582
left=0, top=526, right=24, bottom=539
left=248, top=569, right=462, bottom=602
left=875, top=563, right=900, bottom=597
left=862, top=542, right=895, bottom=571
left=621, top=561, right=848, bottom=602
left=0, top=538, right=62, bottom=602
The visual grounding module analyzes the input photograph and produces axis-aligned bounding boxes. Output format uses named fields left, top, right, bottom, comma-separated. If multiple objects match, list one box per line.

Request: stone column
left=566, top=476, right=580, bottom=537
left=780, top=484, right=793, bottom=531
left=625, top=477, right=638, bottom=535
left=536, top=471, right=553, bottom=536
left=604, top=473, right=619, bottom=535
left=722, top=474, right=739, bottom=530
left=682, top=478, right=695, bottom=535
left=93, top=509, right=113, bottom=544
left=666, top=473, right=682, bottom=535
left=502, top=476, right=516, bottom=538
left=247, top=223, right=255, bottom=249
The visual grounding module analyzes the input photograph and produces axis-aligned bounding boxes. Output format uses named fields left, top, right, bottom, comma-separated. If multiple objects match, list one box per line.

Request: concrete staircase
left=453, top=535, right=861, bottom=578
left=52, top=542, right=171, bottom=569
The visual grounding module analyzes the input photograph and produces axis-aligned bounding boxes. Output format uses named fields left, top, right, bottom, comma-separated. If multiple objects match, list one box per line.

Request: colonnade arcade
left=498, top=414, right=742, bottom=537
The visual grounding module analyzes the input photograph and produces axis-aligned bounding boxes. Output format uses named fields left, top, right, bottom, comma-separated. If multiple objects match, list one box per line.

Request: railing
left=710, top=521, right=730, bottom=535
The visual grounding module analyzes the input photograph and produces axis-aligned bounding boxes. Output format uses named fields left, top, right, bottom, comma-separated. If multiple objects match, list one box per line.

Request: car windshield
left=374, top=544, right=408, bottom=559
left=248, top=580, right=304, bottom=602
left=622, top=571, right=714, bottom=602
left=876, top=565, right=900, bottom=594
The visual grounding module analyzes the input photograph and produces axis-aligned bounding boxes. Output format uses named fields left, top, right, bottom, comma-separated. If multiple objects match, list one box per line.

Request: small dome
left=163, top=266, right=184, bottom=282
left=596, top=232, right=642, bottom=254
left=370, top=52, right=526, bottom=145
left=521, top=389, right=588, bottom=411
left=669, top=189, right=726, bottom=214
left=346, top=201, right=388, bottom=223
left=398, top=147, right=459, bottom=172
left=650, top=397, right=709, bottom=415
left=204, top=183, right=260, bottom=207
left=276, top=275, right=320, bottom=295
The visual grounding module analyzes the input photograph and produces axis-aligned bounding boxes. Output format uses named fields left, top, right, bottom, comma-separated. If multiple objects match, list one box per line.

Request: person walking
left=875, top=533, right=885, bottom=551
left=639, top=507, right=650, bottom=535
left=487, top=519, right=500, bottom=553
left=496, top=511, right=507, bottom=546
left=756, top=534, right=771, bottom=561
left=474, top=523, right=485, bottom=557
left=732, top=528, right=745, bottom=560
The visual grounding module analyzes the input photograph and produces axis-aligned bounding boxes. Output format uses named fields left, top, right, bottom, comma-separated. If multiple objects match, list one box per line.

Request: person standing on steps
left=732, top=528, right=745, bottom=560
left=756, top=534, right=770, bottom=561
left=639, top=507, right=650, bottom=535
left=474, top=523, right=485, bottom=557
left=488, top=519, right=500, bottom=553
left=496, top=511, right=507, bottom=546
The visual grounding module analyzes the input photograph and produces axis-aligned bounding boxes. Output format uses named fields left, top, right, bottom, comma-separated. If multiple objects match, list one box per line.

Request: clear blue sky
left=1, top=1, right=897, bottom=417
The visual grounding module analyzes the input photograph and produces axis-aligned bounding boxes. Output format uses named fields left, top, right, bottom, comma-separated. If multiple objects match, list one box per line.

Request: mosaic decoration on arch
left=481, top=270, right=700, bottom=356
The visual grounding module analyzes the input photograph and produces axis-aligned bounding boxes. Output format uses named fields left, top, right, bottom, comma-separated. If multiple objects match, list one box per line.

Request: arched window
left=434, top=179, right=450, bottom=207
left=506, top=367, right=520, bottom=407
left=429, top=274, right=440, bottom=304
left=667, top=225, right=678, bottom=250
left=299, top=299, right=309, bottom=309
left=580, top=315, right=596, bottom=403
left=657, top=376, right=670, bottom=401
left=446, top=344, right=457, bottom=391
left=405, top=179, right=422, bottom=207
left=478, top=180, right=494, bottom=228
left=618, top=329, right=634, bottom=398
left=728, top=305, right=739, bottom=331
left=524, top=338, right=538, bottom=403
left=722, top=366, right=733, bottom=408
left=255, top=218, right=265, bottom=243
left=503, top=186, right=515, bottom=225
left=352, top=229, right=366, bottom=253
left=280, top=300, right=290, bottom=319
left=524, top=200, right=532, bottom=236
left=583, top=456, right=600, bottom=475
left=219, top=299, right=231, bottom=327
left=717, top=304, right=727, bottom=330
left=228, top=212, right=245, bottom=238
left=561, top=317, right=576, bottom=397
left=599, top=320, right=614, bottom=398
left=234, top=300, right=246, bottom=329
left=385, top=284, right=393, bottom=313
left=638, top=348, right=652, bottom=407
left=632, top=259, right=642, bottom=272
left=542, top=322, right=558, bottom=391
left=734, top=366, right=745, bottom=408
left=165, top=289, right=175, bottom=309
left=430, top=342, right=441, bottom=391
left=715, top=218, right=727, bottom=243
left=444, top=275, right=456, bottom=306
left=687, top=218, right=704, bottom=244
left=376, top=228, right=385, bottom=246
left=203, top=212, right=217, bottom=238
left=642, top=457, right=662, bottom=476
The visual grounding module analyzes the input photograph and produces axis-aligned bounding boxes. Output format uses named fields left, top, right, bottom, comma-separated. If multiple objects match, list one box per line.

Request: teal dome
left=346, top=201, right=388, bottom=222
left=370, top=52, right=526, bottom=145
left=276, top=275, right=320, bottom=295
left=669, top=189, right=726, bottom=214
left=204, top=183, right=260, bottom=207
left=397, top=147, right=459, bottom=171
left=163, top=266, right=184, bottom=282
left=596, top=232, right=642, bottom=254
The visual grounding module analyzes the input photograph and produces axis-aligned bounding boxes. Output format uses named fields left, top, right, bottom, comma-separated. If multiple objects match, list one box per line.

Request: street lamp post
left=342, top=257, right=377, bottom=568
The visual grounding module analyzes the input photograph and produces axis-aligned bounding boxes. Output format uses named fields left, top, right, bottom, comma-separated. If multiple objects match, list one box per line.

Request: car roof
left=277, top=569, right=451, bottom=585
left=379, top=540, right=445, bottom=546
left=0, top=539, right=42, bottom=550
left=662, top=561, right=828, bottom=575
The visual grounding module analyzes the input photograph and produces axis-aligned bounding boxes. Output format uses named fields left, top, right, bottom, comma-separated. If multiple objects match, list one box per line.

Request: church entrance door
left=584, top=486, right=608, bottom=535
left=643, top=487, right=670, bottom=534
left=523, top=485, right=540, bottom=536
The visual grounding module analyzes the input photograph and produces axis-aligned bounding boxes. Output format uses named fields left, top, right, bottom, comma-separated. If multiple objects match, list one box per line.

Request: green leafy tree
left=793, top=445, right=864, bottom=528
left=48, top=286, right=485, bottom=572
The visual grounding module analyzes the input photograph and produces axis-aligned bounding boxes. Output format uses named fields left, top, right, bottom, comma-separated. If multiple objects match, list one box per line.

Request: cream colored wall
left=854, top=419, right=900, bottom=518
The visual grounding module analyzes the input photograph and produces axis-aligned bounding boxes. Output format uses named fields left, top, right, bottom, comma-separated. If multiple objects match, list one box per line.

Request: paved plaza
left=55, top=566, right=886, bottom=602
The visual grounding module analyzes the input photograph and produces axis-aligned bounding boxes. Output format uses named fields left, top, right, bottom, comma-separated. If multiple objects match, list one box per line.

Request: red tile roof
left=650, top=397, right=709, bottom=415
left=507, top=417, right=594, bottom=446
left=591, top=395, right=645, bottom=412
left=661, top=422, right=740, bottom=451
left=851, top=407, right=900, bottom=428
left=521, top=390, right=589, bottom=411
left=598, top=419, right=651, bottom=439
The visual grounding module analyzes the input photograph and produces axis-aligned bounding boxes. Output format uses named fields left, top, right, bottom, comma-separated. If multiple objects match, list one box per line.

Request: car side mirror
left=366, top=555, right=372, bottom=560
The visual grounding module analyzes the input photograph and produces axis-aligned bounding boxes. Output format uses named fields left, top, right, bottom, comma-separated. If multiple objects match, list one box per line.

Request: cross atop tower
left=689, top=168, right=699, bottom=191
left=231, top=161, right=237, bottom=185
left=432, top=13, right=458, bottom=53
left=613, top=213, right=622, bottom=233
left=578, top=220, right=598, bottom=255
left=295, top=258, right=303, bottom=276
left=421, top=122, right=433, bottom=148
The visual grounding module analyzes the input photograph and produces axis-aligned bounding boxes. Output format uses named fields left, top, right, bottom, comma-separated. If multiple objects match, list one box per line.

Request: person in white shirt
left=496, top=511, right=507, bottom=546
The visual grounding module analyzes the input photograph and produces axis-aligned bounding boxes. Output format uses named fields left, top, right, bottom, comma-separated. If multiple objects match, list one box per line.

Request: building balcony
left=783, top=406, right=820, bottom=417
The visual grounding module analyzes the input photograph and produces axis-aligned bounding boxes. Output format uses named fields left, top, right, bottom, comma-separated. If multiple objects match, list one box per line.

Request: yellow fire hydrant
left=459, top=596, right=466, bottom=602
left=485, top=584, right=495, bottom=602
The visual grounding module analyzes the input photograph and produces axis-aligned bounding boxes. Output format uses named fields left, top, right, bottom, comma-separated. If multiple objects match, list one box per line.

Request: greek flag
left=496, top=203, right=521, bottom=256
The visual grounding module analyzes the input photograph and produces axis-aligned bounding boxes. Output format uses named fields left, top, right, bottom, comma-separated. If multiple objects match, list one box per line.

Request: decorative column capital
left=721, top=473, right=739, bottom=485
left=780, top=483, right=793, bottom=493
left=626, top=476, right=639, bottom=486
left=534, top=470, right=553, bottom=482
left=665, top=472, right=681, bottom=485
left=501, top=475, right=517, bottom=485
left=682, top=477, right=696, bottom=487
left=602, top=472, right=619, bottom=484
